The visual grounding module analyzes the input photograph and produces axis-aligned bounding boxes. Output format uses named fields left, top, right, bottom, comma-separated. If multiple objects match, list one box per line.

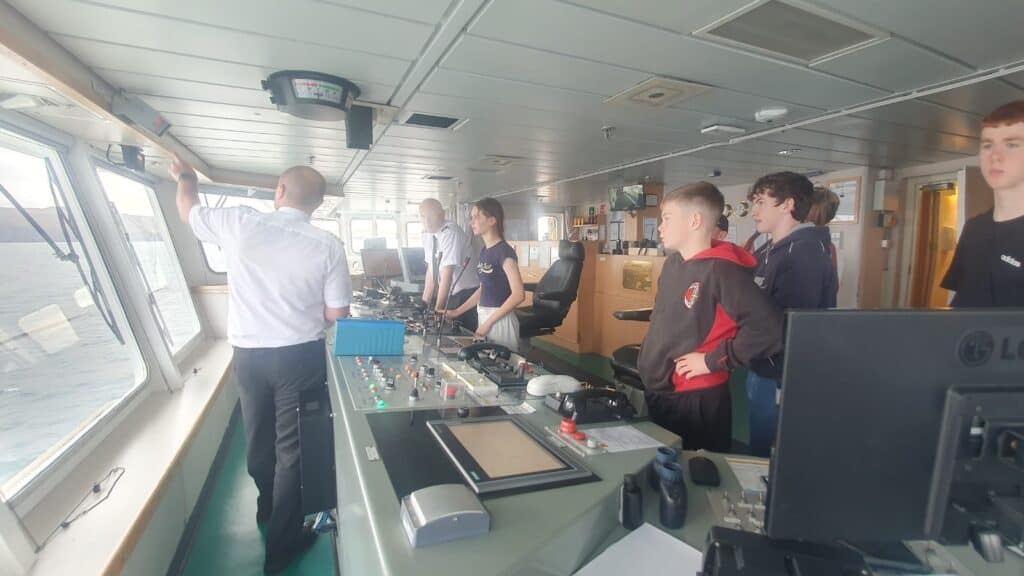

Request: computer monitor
left=397, top=247, right=426, bottom=283
left=765, top=309, right=1024, bottom=546
left=360, top=248, right=401, bottom=279
left=363, top=237, right=387, bottom=250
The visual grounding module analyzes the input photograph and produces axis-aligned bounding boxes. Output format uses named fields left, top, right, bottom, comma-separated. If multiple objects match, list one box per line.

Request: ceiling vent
left=695, top=0, right=887, bottom=64
left=422, top=174, right=454, bottom=181
left=480, top=154, right=524, bottom=168
left=467, top=167, right=504, bottom=175
left=605, top=76, right=710, bottom=108
left=403, top=112, right=468, bottom=130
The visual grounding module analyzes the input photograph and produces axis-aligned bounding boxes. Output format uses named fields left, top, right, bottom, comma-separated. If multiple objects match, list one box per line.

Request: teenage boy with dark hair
left=745, top=171, right=836, bottom=457
left=638, top=182, right=782, bottom=452
left=942, top=100, right=1024, bottom=307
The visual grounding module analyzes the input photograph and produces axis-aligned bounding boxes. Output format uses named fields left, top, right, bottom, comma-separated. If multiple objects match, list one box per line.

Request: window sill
left=23, top=339, right=235, bottom=576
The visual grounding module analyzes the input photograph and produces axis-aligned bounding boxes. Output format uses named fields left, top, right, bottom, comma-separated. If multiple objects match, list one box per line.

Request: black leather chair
left=515, top=240, right=585, bottom=338
left=608, top=308, right=653, bottom=390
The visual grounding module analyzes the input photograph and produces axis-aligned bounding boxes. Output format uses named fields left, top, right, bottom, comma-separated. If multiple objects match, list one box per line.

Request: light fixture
left=700, top=124, right=746, bottom=136
left=755, top=106, right=789, bottom=123
left=778, top=148, right=802, bottom=155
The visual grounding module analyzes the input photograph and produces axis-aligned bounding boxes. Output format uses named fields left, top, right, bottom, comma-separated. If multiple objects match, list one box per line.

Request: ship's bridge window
left=0, top=129, right=145, bottom=495
left=406, top=221, right=423, bottom=247
left=96, top=167, right=201, bottom=354
left=195, top=191, right=274, bottom=274
left=196, top=191, right=342, bottom=275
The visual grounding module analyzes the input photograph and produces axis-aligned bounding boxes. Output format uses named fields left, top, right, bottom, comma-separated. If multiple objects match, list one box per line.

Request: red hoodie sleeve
left=703, top=261, right=785, bottom=372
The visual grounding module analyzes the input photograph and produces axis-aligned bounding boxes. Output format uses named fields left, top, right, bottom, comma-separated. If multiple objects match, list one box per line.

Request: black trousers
left=645, top=385, right=732, bottom=452
left=234, top=339, right=326, bottom=565
left=448, top=287, right=478, bottom=332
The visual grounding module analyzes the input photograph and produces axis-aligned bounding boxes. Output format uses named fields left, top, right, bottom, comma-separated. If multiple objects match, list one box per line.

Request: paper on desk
left=574, top=523, right=702, bottom=576
left=583, top=425, right=663, bottom=453
left=725, top=457, right=770, bottom=496
left=502, top=402, right=536, bottom=415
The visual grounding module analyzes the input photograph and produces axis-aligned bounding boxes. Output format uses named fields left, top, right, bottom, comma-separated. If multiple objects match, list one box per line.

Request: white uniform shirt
left=422, top=220, right=480, bottom=294
left=190, top=205, right=351, bottom=348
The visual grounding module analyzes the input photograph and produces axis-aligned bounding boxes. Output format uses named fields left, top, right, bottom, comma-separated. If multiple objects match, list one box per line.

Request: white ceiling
left=3, top=0, right=1024, bottom=205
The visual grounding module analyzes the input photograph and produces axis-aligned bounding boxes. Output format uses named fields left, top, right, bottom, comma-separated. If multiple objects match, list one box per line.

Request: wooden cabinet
left=506, top=240, right=666, bottom=357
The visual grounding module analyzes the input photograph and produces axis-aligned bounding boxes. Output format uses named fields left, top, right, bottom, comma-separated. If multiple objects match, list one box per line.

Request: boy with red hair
left=943, top=100, right=1024, bottom=307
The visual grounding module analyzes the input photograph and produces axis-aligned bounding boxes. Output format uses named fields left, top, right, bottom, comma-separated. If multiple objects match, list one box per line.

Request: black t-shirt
left=477, top=241, right=518, bottom=307
left=942, top=210, right=1024, bottom=307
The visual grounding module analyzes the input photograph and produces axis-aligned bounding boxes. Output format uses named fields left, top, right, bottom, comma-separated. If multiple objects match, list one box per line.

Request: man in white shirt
left=419, top=198, right=480, bottom=330
left=171, top=157, right=350, bottom=574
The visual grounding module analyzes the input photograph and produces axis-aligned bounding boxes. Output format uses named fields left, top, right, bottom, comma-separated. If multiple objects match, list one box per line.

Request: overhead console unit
left=262, top=70, right=372, bottom=148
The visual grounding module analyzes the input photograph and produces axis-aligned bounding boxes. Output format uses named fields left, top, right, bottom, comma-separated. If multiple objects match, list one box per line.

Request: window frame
left=193, top=185, right=276, bottom=276
left=93, top=161, right=204, bottom=361
left=0, top=119, right=155, bottom=503
left=405, top=220, right=423, bottom=248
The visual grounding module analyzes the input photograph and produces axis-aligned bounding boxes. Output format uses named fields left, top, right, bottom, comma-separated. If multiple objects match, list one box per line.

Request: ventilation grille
left=404, top=112, right=463, bottom=129
left=697, top=0, right=886, bottom=64
left=605, top=77, right=710, bottom=108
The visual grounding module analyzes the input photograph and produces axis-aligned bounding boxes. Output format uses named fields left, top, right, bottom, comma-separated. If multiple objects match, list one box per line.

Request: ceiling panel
left=811, top=116, right=979, bottom=155
left=418, top=70, right=745, bottom=135
left=32, top=0, right=434, bottom=60
left=11, top=1, right=411, bottom=87
left=441, top=35, right=649, bottom=97
left=852, top=100, right=979, bottom=138
left=315, top=0, right=452, bottom=26
left=671, top=90, right=822, bottom=125
left=148, top=98, right=352, bottom=128
left=813, top=0, right=1024, bottom=69
left=98, top=70, right=281, bottom=110
left=164, top=117, right=348, bottom=139
left=815, top=38, right=971, bottom=92
left=468, top=0, right=887, bottom=109
left=56, top=36, right=397, bottom=104
left=558, top=0, right=752, bottom=34
left=923, top=80, right=1024, bottom=116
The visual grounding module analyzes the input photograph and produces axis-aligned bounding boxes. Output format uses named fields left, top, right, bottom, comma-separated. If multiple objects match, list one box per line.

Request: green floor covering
left=178, top=416, right=336, bottom=576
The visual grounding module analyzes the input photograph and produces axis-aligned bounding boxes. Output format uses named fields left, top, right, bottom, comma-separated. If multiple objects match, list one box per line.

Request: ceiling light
left=755, top=106, right=789, bottom=123
left=0, top=94, right=57, bottom=110
left=700, top=124, right=746, bottom=136
left=778, top=148, right=802, bottom=155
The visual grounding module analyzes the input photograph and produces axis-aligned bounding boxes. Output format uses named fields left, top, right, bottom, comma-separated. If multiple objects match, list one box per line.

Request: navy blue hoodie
left=750, top=224, right=836, bottom=379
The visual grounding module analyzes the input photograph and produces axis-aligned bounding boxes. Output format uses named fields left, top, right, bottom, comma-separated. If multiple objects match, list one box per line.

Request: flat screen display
left=609, top=184, right=644, bottom=210
left=427, top=416, right=596, bottom=494
left=448, top=420, right=567, bottom=479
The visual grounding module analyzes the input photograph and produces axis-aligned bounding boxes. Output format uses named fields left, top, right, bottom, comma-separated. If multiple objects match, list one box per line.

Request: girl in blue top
left=446, top=197, right=525, bottom=351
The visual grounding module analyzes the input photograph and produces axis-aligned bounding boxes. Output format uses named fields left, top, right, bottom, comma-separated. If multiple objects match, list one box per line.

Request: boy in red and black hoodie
left=638, top=182, right=783, bottom=452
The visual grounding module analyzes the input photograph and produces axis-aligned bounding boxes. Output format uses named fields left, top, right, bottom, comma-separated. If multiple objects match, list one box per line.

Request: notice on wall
left=642, top=217, right=658, bottom=243
left=528, top=245, right=540, bottom=265
left=826, top=177, right=860, bottom=223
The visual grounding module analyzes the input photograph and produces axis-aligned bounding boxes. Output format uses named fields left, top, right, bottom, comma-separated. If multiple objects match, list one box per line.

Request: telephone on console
left=458, top=342, right=513, bottom=362
left=458, top=343, right=526, bottom=387
left=544, top=385, right=635, bottom=425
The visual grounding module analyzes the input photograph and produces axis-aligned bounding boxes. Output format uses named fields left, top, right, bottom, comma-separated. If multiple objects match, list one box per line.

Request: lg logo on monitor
left=959, top=331, right=1024, bottom=367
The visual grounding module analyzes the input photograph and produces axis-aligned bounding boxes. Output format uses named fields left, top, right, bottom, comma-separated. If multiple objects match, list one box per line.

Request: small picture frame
left=645, top=194, right=658, bottom=207
left=825, top=176, right=861, bottom=224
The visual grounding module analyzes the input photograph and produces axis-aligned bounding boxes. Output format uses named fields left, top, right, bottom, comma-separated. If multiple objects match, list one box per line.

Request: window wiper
left=0, top=171, right=125, bottom=345
left=44, top=163, right=125, bottom=345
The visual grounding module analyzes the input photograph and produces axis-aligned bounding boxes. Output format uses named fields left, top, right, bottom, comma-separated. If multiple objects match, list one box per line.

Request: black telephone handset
left=552, top=385, right=635, bottom=424
left=458, top=342, right=512, bottom=362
